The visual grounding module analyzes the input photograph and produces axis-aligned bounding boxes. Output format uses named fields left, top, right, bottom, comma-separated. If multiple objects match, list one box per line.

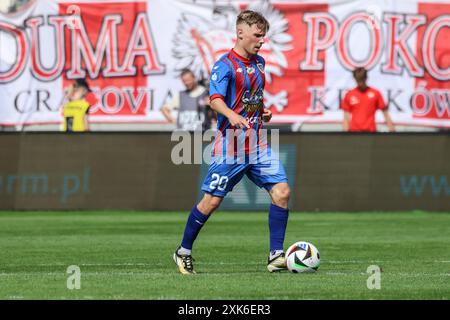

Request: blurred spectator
left=161, top=69, right=216, bottom=131
left=62, top=79, right=91, bottom=132
left=341, top=67, right=395, bottom=132
left=0, top=0, right=31, bottom=13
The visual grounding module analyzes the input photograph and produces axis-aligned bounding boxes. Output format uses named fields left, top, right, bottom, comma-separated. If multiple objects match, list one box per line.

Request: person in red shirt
left=341, top=67, right=395, bottom=132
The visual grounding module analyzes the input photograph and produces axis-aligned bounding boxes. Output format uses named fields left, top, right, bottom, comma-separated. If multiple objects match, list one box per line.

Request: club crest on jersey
left=257, top=63, right=264, bottom=73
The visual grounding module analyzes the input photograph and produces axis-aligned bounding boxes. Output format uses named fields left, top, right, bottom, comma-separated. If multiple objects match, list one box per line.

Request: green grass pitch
left=0, top=211, right=449, bottom=300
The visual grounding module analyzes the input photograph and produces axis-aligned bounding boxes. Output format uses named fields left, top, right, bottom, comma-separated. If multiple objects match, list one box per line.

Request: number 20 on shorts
left=209, top=174, right=229, bottom=191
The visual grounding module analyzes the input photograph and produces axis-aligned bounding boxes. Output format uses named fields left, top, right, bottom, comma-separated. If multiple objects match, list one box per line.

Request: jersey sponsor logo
left=242, top=88, right=264, bottom=112
left=244, top=103, right=263, bottom=113
left=246, top=116, right=262, bottom=125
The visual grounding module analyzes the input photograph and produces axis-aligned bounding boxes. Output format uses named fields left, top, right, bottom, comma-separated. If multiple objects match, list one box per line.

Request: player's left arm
left=84, top=106, right=90, bottom=132
left=85, top=116, right=89, bottom=131
left=377, top=91, right=395, bottom=132
left=382, top=109, right=395, bottom=132
left=262, top=107, right=272, bottom=122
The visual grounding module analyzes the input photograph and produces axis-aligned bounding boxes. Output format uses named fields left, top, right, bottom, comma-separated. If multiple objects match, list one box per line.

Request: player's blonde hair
left=236, top=10, right=270, bottom=33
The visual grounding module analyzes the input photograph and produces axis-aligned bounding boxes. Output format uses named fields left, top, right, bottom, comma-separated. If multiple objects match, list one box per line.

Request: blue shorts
left=201, top=148, right=288, bottom=197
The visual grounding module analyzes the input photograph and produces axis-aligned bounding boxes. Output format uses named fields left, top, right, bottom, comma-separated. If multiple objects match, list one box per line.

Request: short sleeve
left=341, top=92, right=351, bottom=112
left=209, top=60, right=231, bottom=101
left=376, top=90, right=386, bottom=110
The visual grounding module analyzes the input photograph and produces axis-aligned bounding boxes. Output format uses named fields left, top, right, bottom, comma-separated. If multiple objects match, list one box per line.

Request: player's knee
left=208, top=197, right=222, bottom=211
left=198, top=195, right=222, bottom=214
left=272, top=184, right=290, bottom=203
left=280, top=187, right=291, bottom=202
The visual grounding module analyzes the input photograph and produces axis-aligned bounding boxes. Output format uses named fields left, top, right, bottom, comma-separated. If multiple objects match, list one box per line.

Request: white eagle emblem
left=172, top=0, right=293, bottom=84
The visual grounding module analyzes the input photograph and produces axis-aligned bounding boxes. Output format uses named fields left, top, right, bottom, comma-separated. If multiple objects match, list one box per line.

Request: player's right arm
left=161, top=105, right=176, bottom=123
left=376, top=90, right=395, bottom=132
left=210, top=98, right=249, bottom=129
left=209, top=60, right=249, bottom=129
left=343, top=111, right=351, bottom=132
left=341, top=92, right=351, bottom=132
left=160, top=93, right=179, bottom=124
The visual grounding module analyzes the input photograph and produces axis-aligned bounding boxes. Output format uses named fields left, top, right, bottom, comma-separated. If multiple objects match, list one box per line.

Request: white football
left=286, top=241, right=320, bottom=273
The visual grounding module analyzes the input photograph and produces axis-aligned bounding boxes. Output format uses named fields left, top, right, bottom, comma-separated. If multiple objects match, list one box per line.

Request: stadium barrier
left=0, top=132, right=448, bottom=211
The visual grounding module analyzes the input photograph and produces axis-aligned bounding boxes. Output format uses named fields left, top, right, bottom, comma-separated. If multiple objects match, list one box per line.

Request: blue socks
left=269, top=203, right=289, bottom=252
left=180, top=203, right=288, bottom=254
left=180, top=206, right=210, bottom=251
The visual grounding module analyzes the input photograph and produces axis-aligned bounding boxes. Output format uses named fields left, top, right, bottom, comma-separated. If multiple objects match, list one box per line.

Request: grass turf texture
left=0, top=211, right=448, bottom=300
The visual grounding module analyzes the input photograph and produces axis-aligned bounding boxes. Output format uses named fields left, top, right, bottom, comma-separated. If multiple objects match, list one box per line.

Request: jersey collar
left=230, top=49, right=254, bottom=64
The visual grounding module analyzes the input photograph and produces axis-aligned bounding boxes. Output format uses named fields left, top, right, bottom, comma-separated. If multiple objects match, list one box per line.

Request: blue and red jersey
left=209, top=49, right=267, bottom=157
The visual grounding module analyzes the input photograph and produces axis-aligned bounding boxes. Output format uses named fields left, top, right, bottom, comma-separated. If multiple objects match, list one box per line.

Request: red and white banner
left=0, top=0, right=449, bottom=128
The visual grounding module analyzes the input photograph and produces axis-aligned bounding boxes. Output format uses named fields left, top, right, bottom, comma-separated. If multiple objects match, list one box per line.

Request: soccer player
left=173, top=10, right=291, bottom=274
left=341, top=67, right=395, bottom=132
